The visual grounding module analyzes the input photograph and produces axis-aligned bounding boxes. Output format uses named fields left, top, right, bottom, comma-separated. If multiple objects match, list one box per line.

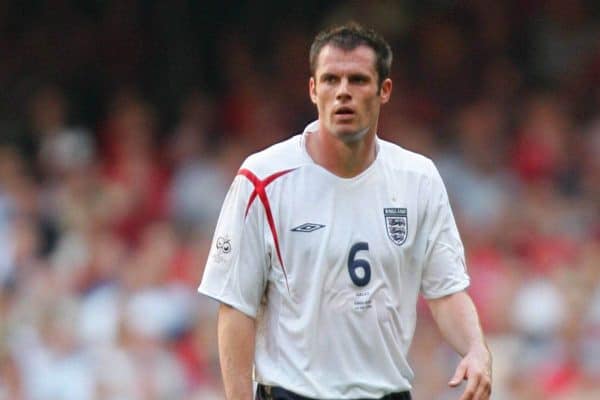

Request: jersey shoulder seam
left=241, top=135, right=310, bottom=177
left=378, top=138, right=437, bottom=177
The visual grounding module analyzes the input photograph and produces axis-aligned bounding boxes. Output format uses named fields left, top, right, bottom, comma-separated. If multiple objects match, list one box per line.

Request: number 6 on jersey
left=348, top=242, right=371, bottom=287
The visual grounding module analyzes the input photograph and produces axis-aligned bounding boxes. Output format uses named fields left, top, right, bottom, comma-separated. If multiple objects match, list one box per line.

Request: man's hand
left=426, top=291, right=492, bottom=400
left=448, top=344, right=492, bottom=400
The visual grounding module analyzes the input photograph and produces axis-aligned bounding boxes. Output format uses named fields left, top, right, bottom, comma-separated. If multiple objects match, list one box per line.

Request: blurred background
left=0, top=0, right=599, bottom=399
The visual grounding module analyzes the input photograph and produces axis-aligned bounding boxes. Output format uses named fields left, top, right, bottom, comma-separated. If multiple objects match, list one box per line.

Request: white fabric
left=199, top=121, right=469, bottom=399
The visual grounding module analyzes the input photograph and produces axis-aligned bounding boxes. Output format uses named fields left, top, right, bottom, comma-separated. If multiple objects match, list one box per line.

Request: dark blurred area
left=0, top=1, right=599, bottom=399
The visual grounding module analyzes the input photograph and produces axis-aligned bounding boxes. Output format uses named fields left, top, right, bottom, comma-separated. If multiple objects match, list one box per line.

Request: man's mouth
left=335, top=107, right=355, bottom=116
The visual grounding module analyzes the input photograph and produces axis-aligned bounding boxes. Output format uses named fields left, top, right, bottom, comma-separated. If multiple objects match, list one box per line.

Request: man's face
left=310, top=44, right=392, bottom=143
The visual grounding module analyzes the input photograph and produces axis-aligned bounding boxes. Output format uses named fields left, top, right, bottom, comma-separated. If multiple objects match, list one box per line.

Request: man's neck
left=306, top=129, right=377, bottom=178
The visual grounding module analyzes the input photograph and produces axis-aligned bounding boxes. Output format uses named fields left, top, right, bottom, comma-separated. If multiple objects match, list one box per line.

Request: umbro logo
left=291, top=223, right=325, bottom=233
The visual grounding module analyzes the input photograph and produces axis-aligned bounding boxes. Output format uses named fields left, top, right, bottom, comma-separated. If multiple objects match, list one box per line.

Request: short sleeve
left=420, top=163, right=470, bottom=299
left=198, top=174, right=269, bottom=318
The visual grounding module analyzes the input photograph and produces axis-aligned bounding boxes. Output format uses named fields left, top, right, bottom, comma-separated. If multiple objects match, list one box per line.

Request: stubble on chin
left=331, top=126, right=370, bottom=144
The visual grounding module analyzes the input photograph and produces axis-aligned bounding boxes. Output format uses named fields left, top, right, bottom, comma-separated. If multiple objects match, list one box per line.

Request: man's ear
left=309, top=77, right=317, bottom=104
left=379, top=78, right=392, bottom=104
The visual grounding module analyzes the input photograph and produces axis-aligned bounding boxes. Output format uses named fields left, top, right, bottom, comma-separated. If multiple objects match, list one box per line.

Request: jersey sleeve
left=420, top=163, right=470, bottom=299
left=198, top=174, right=269, bottom=318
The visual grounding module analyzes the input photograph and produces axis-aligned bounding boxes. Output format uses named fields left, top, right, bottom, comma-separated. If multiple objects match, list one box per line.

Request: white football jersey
left=199, top=121, right=469, bottom=399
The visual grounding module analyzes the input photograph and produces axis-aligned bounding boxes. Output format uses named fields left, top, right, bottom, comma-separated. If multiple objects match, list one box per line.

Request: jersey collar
left=301, top=120, right=381, bottom=155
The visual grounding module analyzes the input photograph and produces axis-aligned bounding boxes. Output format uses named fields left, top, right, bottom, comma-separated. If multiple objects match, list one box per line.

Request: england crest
left=384, top=208, right=408, bottom=245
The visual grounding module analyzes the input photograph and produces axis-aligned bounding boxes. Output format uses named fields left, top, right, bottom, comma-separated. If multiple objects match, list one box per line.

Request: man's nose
left=336, top=78, right=351, bottom=101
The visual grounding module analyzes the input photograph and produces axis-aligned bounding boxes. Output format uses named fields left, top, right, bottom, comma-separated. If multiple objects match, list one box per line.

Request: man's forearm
left=427, top=290, right=487, bottom=356
left=218, top=304, right=256, bottom=400
left=427, top=290, right=492, bottom=397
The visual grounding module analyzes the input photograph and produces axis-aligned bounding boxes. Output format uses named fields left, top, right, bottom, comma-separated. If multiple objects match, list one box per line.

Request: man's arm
left=427, top=290, right=492, bottom=400
left=218, top=303, right=256, bottom=400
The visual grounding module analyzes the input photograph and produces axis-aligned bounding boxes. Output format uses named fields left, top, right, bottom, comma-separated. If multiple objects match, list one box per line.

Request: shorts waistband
left=256, top=384, right=412, bottom=400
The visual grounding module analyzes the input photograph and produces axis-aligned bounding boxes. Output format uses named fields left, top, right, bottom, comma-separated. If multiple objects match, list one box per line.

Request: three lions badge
left=384, top=208, right=408, bottom=245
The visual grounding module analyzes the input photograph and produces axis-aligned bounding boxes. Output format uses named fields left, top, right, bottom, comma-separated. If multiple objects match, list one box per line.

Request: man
left=199, top=23, right=492, bottom=400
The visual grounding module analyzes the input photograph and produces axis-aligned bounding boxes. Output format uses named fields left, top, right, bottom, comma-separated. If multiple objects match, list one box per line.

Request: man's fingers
left=458, top=374, right=480, bottom=400
left=448, top=362, right=467, bottom=387
left=451, top=348, right=492, bottom=399
left=472, top=384, right=490, bottom=400
left=459, top=370, right=492, bottom=400
left=473, top=371, right=492, bottom=400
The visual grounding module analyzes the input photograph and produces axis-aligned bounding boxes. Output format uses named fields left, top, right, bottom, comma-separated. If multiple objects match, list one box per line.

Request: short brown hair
left=309, top=22, right=393, bottom=88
